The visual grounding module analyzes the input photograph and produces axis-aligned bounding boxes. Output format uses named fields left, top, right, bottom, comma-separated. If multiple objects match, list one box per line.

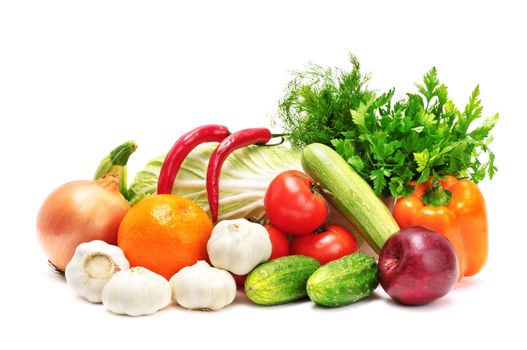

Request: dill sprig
left=275, top=56, right=498, bottom=198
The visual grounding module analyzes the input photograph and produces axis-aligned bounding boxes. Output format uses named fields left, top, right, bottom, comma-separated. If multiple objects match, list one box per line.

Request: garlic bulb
left=207, top=218, right=272, bottom=275
left=170, top=261, right=236, bottom=311
left=65, top=240, right=129, bottom=303
left=102, top=267, right=172, bottom=316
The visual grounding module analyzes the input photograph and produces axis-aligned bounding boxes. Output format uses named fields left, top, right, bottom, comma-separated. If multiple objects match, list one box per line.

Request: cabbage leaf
left=128, top=144, right=302, bottom=221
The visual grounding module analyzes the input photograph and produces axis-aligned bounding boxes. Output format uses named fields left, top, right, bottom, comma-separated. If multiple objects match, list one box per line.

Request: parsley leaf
left=276, top=56, right=498, bottom=198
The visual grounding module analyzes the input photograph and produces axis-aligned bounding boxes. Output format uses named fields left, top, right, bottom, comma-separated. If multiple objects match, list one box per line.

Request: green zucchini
left=301, top=143, right=399, bottom=253
left=307, top=253, right=378, bottom=307
left=244, top=255, right=320, bottom=305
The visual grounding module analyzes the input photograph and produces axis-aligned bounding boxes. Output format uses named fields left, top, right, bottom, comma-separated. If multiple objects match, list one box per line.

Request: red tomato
left=231, top=224, right=290, bottom=287
left=290, top=224, right=358, bottom=264
left=231, top=272, right=247, bottom=287
left=264, top=170, right=328, bottom=235
left=265, top=224, right=290, bottom=260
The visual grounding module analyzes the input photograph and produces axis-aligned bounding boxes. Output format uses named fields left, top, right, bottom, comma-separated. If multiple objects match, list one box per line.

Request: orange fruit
left=118, top=194, right=213, bottom=280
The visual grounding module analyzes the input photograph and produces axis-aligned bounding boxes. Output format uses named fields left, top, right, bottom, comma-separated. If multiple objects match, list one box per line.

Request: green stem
left=110, top=140, right=138, bottom=165
left=94, top=140, right=138, bottom=200
left=421, top=179, right=452, bottom=207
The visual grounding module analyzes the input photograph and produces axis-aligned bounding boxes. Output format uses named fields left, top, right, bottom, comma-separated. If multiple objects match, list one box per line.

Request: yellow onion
left=36, top=173, right=130, bottom=272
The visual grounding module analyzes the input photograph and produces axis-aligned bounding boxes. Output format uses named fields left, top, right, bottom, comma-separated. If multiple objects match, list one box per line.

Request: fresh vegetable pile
left=36, top=55, right=497, bottom=315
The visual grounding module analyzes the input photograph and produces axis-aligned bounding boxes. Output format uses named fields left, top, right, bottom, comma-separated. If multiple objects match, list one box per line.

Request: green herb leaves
left=276, top=57, right=498, bottom=198
left=276, top=54, right=374, bottom=148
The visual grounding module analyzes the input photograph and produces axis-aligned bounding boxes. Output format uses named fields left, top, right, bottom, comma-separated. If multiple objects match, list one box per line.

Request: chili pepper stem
left=421, top=179, right=452, bottom=207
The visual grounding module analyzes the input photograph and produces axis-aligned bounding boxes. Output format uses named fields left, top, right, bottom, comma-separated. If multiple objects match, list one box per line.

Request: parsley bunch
left=276, top=55, right=498, bottom=198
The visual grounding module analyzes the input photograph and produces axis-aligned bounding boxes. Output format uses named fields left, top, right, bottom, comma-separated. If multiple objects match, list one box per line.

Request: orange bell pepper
left=393, top=176, right=488, bottom=280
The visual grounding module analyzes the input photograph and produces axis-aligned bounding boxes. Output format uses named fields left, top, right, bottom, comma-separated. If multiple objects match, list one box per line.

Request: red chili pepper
left=206, top=128, right=273, bottom=222
left=157, top=125, right=230, bottom=195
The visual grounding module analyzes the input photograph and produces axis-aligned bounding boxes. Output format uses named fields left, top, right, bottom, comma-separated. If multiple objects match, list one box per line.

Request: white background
left=1, top=0, right=525, bottom=349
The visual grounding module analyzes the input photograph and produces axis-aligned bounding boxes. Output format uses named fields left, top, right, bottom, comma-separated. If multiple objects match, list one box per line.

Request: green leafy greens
left=276, top=55, right=498, bottom=198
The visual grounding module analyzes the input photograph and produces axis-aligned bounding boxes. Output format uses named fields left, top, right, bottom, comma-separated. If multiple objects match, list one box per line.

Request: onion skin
left=36, top=174, right=130, bottom=272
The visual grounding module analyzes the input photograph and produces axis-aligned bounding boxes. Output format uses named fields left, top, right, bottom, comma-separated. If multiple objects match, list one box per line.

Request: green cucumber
left=301, top=143, right=399, bottom=253
left=244, top=255, right=320, bottom=305
left=307, top=253, right=378, bottom=307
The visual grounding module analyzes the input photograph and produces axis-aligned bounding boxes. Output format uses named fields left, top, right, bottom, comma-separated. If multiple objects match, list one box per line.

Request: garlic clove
left=102, top=267, right=172, bottom=316
left=65, top=240, right=129, bottom=303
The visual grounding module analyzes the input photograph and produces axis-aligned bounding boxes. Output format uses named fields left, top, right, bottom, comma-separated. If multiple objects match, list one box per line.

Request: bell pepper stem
left=421, top=179, right=452, bottom=207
